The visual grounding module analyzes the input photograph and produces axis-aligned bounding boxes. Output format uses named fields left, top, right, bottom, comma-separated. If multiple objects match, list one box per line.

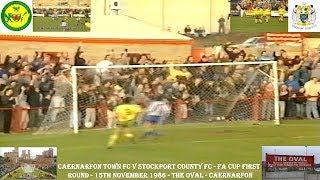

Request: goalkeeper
left=107, top=97, right=142, bottom=149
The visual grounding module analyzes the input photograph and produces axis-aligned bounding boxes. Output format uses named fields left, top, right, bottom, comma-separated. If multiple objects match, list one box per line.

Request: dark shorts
left=146, top=115, right=161, bottom=124
left=116, top=120, right=135, bottom=128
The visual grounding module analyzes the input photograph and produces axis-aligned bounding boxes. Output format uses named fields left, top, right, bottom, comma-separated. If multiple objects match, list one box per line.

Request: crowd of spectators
left=0, top=52, right=72, bottom=133
left=1, top=43, right=320, bottom=134
left=233, top=0, right=288, bottom=11
left=182, top=25, right=208, bottom=37
left=33, top=8, right=90, bottom=16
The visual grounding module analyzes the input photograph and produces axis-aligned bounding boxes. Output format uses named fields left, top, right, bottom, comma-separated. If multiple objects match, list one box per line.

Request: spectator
left=41, top=94, right=51, bottom=116
left=3, top=55, right=17, bottom=70
left=138, top=55, right=152, bottom=65
left=30, top=73, right=41, bottom=89
left=223, top=44, right=241, bottom=61
left=109, top=49, right=116, bottom=60
left=45, top=92, right=65, bottom=128
left=293, top=51, right=312, bottom=85
left=257, top=51, right=275, bottom=61
left=278, top=59, right=304, bottom=82
left=184, top=56, right=194, bottom=64
left=121, top=49, right=128, bottom=60
left=261, top=82, right=274, bottom=120
left=74, top=46, right=87, bottom=66
left=285, top=86, right=296, bottom=117
left=16, top=85, right=30, bottom=131
left=194, top=28, right=199, bottom=37
left=199, top=55, right=209, bottom=63
left=84, top=88, right=97, bottom=127
left=285, top=75, right=300, bottom=92
left=293, top=87, right=306, bottom=118
left=279, top=84, right=289, bottom=119
left=218, top=15, right=226, bottom=34
left=304, top=77, right=320, bottom=119
left=27, top=86, right=42, bottom=130
left=203, top=81, right=216, bottom=116
left=198, top=27, right=207, bottom=37
left=184, top=25, right=192, bottom=36
left=39, top=76, right=53, bottom=96
left=1, top=88, right=16, bottom=134
left=127, top=57, right=137, bottom=65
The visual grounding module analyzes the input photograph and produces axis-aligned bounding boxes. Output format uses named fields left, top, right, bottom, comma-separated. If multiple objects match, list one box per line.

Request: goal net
left=38, top=62, right=280, bottom=134
left=35, top=70, right=74, bottom=134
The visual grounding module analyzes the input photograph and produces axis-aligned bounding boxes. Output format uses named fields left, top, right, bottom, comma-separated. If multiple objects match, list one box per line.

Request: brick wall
left=0, top=40, right=192, bottom=64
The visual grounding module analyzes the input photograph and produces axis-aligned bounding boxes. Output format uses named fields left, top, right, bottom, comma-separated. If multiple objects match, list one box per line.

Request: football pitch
left=1, top=120, right=318, bottom=180
left=231, top=16, right=288, bottom=32
left=33, top=17, right=90, bottom=32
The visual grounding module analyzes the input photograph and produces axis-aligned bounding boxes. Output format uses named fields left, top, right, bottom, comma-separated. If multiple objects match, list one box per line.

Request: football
left=84, top=122, right=94, bottom=128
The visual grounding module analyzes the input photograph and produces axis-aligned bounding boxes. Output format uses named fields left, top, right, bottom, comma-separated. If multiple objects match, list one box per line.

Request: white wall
left=99, top=0, right=230, bottom=33
left=123, top=0, right=163, bottom=28
left=211, top=0, right=231, bottom=33
left=164, top=0, right=211, bottom=32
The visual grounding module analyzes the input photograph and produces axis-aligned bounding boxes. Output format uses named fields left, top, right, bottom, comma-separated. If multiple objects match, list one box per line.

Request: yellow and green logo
left=1, top=1, right=32, bottom=31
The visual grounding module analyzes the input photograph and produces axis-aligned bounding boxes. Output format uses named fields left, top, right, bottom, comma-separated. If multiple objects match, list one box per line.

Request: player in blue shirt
left=142, top=96, right=171, bottom=137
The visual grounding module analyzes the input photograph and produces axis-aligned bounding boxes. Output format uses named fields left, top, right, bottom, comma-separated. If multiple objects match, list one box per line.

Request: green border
left=1, top=1, right=32, bottom=31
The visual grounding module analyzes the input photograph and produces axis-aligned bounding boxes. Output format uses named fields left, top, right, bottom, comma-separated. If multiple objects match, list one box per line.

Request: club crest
left=291, top=2, right=316, bottom=30
left=1, top=1, right=32, bottom=31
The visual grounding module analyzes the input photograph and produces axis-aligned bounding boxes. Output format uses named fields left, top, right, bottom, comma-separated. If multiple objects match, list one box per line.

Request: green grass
left=231, top=16, right=288, bottom=32
left=1, top=120, right=318, bottom=180
left=33, top=17, right=90, bottom=32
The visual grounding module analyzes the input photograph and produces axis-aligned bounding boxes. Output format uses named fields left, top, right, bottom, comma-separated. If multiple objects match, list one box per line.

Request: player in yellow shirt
left=64, top=14, right=68, bottom=21
left=278, top=6, right=286, bottom=22
left=258, top=8, right=264, bottom=23
left=85, top=21, right=91, bottom=29
left=253, top=8, right=259, bottom=24
left=264, top=7, right=271, bottom=23
left=107, top=97, right=143, bottom=149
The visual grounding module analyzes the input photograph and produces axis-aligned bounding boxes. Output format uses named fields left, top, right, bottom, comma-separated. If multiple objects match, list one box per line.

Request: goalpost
left=36, top=61, right=280, bottom=134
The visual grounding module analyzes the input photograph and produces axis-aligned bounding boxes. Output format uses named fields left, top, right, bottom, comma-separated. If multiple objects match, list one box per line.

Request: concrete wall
left=102, top=0, right=230, bottom=33
left=0, top=40, right=191, bottom=64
